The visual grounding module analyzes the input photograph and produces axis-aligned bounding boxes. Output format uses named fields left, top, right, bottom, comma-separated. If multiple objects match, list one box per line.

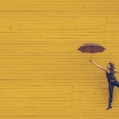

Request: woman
left=89, top=58, right=119, bottom=110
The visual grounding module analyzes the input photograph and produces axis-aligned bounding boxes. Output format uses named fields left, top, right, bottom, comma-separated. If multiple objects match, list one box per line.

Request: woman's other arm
left=114, top=69, right=119, bottom=73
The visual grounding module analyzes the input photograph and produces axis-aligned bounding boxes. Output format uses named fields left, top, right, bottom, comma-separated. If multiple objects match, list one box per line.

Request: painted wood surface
left=0, top=0, right=119, bottom=118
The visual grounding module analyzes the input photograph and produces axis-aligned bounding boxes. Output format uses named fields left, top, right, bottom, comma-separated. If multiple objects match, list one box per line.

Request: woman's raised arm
left=89, top=58, right=106, bottom=72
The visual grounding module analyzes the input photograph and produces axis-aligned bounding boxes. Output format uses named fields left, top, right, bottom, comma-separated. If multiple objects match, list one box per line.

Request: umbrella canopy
left=78, top=43, right=105, bottom=53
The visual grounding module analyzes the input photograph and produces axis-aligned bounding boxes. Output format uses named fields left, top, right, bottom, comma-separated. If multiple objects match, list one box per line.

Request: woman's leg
left=107, top=83, right=114, bottom=110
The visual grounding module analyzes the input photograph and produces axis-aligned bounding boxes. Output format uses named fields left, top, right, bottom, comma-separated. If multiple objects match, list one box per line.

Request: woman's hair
left=109, top=62, right=115, bottom=74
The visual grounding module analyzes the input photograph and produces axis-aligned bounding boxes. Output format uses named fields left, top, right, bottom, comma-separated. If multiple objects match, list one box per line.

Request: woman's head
left=107, top=62, right=115, bottom=73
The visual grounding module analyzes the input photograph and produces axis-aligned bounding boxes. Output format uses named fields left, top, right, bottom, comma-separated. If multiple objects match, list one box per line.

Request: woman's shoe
left=106, top=106, right=112, bottom=110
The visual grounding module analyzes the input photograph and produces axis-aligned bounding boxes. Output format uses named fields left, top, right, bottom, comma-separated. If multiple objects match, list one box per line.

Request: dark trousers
left=108, top=81, right=119, bottom=107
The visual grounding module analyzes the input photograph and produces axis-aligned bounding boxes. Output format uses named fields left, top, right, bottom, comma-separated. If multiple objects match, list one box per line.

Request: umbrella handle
left=90, top=53, right=92, bottom=60
left=89, top=54, right=92, bottom=62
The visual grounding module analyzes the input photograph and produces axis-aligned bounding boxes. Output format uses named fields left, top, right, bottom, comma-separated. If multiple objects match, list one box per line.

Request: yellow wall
left=0, top=0, right=119, bottom=118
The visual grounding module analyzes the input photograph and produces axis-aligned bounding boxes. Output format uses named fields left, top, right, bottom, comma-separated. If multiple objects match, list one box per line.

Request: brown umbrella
left=78, top=43, right=105, bottom=58
left=78, top=43, right=105, bottom=53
